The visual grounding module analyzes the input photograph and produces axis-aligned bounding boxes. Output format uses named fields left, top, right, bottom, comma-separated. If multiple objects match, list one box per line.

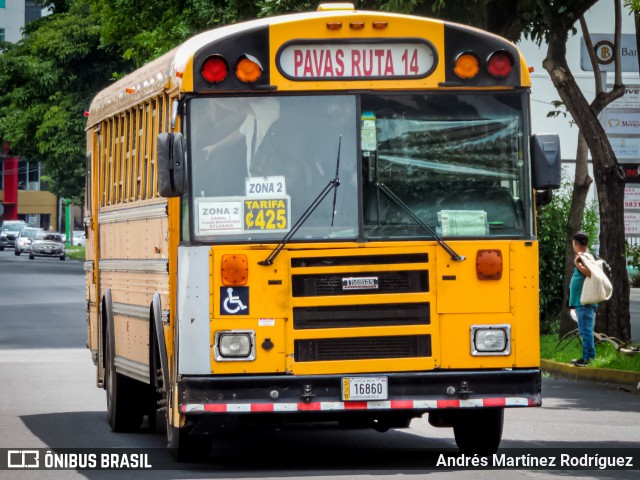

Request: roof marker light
left=236, top=55, right=263, bottom=83
left=372, top=21, right=388, bottom=29
left=318, top=3, right=355, bottom=11
left=487, top=51, right=514, bottom=78
left=350, top=21, right=365, bottom=30
left=453, top=52, right=479, bottom=79
left=202, top=55, right=228, bottom=84
left=326, top=22, right=342, bottom=30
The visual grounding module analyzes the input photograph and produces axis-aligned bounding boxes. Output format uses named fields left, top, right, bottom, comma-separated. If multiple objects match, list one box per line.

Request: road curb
left=541, top=359, right=640, bottom=389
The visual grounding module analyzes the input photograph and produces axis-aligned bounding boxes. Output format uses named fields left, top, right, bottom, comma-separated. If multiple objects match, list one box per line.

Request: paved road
left=0, top=250, right=639, bottom=479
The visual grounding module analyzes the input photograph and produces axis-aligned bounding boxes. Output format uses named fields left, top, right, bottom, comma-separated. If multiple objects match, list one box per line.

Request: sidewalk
left=541, top=359, right=640, bottom=390
left=541, top=289, right=640, bottom=389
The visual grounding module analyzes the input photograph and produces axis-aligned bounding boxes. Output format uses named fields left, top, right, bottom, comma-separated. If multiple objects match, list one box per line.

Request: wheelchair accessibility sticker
left=220, top=287, right=249, bottom=315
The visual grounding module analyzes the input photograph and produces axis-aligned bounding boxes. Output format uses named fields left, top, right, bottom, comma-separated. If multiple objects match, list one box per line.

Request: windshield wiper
left=258, top=137, right=342, bottom=266
left=375, top=181, right=465, bottom=262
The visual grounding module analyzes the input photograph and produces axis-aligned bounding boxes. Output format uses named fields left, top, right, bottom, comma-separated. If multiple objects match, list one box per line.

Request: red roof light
left=202, top=56, right=228, bottom=84
left=487, top=51, right=513, bottom=79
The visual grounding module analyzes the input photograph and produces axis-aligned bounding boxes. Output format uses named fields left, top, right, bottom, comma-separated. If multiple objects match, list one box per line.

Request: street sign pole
left=65, top=199, right=71, bottom=247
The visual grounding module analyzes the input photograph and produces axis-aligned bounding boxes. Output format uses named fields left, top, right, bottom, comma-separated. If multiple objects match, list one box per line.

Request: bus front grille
left=292, top=270, right=428, bottom=297
left=293, top=303, right=430, bottom=329
left=294, top=335, right=431, bottom=362
left=291, top=253, right=428, bottom=268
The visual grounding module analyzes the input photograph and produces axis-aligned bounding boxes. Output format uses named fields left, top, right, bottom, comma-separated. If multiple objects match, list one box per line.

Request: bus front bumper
left=178, top=369, right=541, bottom=415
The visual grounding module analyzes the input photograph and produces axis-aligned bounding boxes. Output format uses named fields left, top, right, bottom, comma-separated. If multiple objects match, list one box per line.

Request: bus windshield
left=362, top=92, right=530, bottom=239
left=188, top=92, right=530, bottom=243
left=189, top=95, right=359, bottom=242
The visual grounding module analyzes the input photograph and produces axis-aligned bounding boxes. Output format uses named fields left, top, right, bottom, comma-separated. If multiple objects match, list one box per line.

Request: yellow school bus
left=85, top=3, right=560, bottom=459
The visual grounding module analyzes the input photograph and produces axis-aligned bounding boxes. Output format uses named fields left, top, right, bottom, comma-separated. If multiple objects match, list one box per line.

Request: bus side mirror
left=535, top=189, right=553, bottom=207
left=531, top=133, right=561, bottom=190
left=157, top=133, right=185, bottom=197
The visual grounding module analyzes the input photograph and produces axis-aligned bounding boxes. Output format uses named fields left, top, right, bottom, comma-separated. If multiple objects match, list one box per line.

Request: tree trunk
left=593, top=166, right=630, bottom=341
left=559, top=134, right=592, bottom=337
left=544, top=32, right=629, bottom=341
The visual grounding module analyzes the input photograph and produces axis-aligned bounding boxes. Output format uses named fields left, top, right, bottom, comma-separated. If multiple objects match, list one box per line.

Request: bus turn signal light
left=476, top=249, right=503, bottom=280
left=487, top=51, right=513, bottom=78
left=222, top=254, right=249, bottom=286
left=453, top=52, right=479, bottom=79
left=202, top=55, right=228, bottom=84
left=236, top=55, right=263, bottom=83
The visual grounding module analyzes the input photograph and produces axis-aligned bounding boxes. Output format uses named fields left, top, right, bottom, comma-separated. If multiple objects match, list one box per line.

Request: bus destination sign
left=277, top=41, right=436, bottom=80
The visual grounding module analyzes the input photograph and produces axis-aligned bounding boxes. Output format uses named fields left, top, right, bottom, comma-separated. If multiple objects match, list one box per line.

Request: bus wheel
left=151, top=339, right=211, bottom=461
left=453, top=408, right=503, bottom=454
left=168, top=420, right=212, bottom=462
left=105, top=327, right=143, bottom=432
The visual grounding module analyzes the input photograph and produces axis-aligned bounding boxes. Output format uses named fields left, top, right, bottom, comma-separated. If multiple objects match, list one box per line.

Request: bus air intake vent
left=291, top=253, right=428, bottom=268
left=293, top=303, right=430, bottom=329
left=294, top=335, right=431, bottom=362
left=292, top=270, right=428, bottom=297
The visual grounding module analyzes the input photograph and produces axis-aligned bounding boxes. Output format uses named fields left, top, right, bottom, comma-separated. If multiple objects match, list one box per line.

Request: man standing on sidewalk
left=568, top=231, right=597, bottom=367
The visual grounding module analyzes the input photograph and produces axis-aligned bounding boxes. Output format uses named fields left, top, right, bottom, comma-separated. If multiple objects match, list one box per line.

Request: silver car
left=0, top=220, right=27, bottom=251
left=14, top=227, right=43, bottom=255
left=29, top=232, right=66, bottom=261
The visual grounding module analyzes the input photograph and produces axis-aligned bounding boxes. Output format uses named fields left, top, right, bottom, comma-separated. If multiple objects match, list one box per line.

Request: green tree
left=88, top=1, right=260, bottom=66
left=538, top=177, right=598, bottom=331
left=0, top=0, right=129, bottom=199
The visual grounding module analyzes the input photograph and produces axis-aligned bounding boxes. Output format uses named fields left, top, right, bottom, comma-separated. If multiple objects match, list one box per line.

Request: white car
left=14, top=227, right=43, bottom=255
left=72, top=230, right=86, bottom=246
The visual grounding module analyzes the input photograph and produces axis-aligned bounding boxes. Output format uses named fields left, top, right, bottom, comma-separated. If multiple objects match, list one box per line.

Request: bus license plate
left=342, top=377, right=388, bottom=401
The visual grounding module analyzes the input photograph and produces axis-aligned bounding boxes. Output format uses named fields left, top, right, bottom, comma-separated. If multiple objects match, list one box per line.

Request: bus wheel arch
left=150, top=293, right=170, bottom=434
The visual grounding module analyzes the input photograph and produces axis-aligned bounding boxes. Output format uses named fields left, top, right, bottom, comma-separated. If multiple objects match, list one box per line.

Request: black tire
left=14, top=249, right=20, bottom=256
left=168, top=421, right=212, bottom=462
left=453, top=408, right=504, bottom=454
left=60, top=255, right=66, bottom=261
left=29, top=253, right=34, bottom=260
left=105, top=325, right=144, bottom=432
left=0, top=247, right=4, bottom=251
left=150, top=326, right=211, bottom=462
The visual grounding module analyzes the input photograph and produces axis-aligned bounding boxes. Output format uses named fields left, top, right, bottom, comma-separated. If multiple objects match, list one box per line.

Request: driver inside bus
left=202, top=98, right=280, bottom=174
left=193, top=98, right=280, bottom=198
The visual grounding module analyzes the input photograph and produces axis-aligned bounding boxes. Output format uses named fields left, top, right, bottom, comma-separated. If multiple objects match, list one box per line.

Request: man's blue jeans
left=576, top=305, right=597, bottom=360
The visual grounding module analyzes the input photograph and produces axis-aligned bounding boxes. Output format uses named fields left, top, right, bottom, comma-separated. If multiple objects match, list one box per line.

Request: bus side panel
left=436, top=241, right=511, bottom=314
left=510, top=240, right=540, bottom=367
left=98, top=211, right=170, bottom=383
left=177, top=246, right=212, bottom=375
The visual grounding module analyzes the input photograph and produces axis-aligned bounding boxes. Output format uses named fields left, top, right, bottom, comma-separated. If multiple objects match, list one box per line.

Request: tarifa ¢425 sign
left=277, top=40, right=437, bottom=80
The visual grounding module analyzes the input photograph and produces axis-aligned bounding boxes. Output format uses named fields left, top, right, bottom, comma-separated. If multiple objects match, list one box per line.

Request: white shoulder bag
left=579, top=253, right=613, bottom=305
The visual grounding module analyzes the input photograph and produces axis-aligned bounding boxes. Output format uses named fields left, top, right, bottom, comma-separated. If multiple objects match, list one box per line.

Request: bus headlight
left=215, top=331, right=255, bottom=361
left=471, top=325, right=511, bottom=356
